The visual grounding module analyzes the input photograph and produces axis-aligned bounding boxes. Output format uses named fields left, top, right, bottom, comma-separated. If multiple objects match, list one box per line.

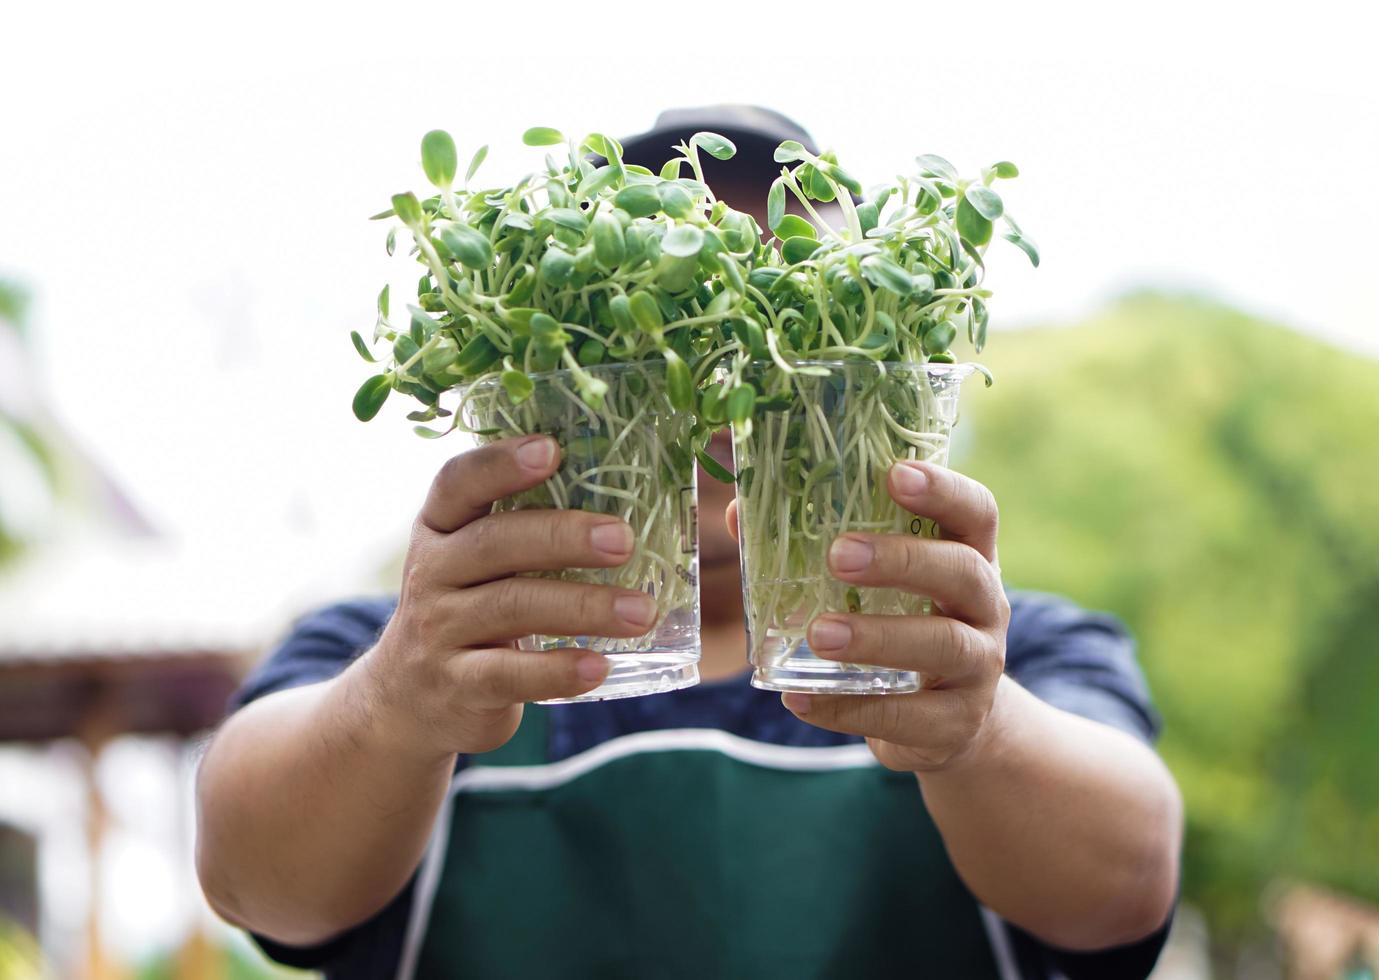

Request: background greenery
left=961, top=293, right=1379, bottom=954
left=0, top=279, right=59, bottom=566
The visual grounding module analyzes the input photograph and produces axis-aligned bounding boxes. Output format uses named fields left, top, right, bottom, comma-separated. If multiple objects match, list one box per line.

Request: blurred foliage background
left=0, top=279, right=60, bottom=564
left=962, top=293, right=1379, bottom=957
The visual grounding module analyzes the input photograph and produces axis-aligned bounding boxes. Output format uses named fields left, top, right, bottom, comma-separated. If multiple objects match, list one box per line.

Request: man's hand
left=780, top=460, right=1011, bottom=773
left=738, top=459, right=1181, bottom=949
left=361, top=434, right=660, bottom=758
left=197, top=434, right=660, bottom=944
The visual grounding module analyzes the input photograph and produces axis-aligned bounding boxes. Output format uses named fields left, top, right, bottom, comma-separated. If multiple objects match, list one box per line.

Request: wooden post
left=77, top=703, right=122, bottom=980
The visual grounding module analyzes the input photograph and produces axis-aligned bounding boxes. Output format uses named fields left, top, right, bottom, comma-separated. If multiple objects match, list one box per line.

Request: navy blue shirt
left=229, top=591, right=1170, bottom=979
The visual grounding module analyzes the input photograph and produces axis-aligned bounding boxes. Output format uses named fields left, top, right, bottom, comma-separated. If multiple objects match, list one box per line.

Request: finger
left=453, top=647, right=610, bottom=707
left=888, top=461, right=999, bottom=565
left=725, top=499, right=739, bottom=544
left=419, top=436, right=560, bottom=534
left=433, top=510, right=634, bottom=587
left=827, top=534, right=1005, bottom=626
left=446, top=578, right=660, bottom=646
left=807, top=614, right=998, bottom=683
left=780, top=688, right=965, bottom=744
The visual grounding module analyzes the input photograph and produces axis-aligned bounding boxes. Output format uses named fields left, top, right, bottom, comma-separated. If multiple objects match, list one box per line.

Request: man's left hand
left=781, top=460, right=1011, bottom=773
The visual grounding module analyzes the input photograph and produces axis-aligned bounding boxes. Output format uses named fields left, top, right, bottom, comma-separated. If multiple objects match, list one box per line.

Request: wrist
left=337, top=640, right=456, bottom=769
left=921, top=674, right=1022, bottom=781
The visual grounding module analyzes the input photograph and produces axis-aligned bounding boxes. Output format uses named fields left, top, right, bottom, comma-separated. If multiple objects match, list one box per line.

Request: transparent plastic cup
left=731, top=360, right=979, bottom=694
left=460, top=360, right=700, bottom=702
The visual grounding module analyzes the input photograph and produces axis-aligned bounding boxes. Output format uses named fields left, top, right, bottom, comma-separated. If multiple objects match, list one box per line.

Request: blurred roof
left=0, top=535, right=283, bottom=661
left=0, top=532, right=342, bottom=740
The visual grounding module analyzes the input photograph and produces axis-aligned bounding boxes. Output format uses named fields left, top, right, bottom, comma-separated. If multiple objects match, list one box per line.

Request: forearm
left=918, top=676, right=1182, bottom=951
left=195, top=648, right=455, bottom=946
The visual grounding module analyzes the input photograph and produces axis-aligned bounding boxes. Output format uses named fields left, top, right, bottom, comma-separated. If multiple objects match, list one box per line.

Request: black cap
left=616, top=104, right=819, bottom=187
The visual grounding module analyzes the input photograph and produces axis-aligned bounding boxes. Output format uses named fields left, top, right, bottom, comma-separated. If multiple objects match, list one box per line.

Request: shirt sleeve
left=226, top=596, right=411, bottom=975
left=1002, top=590, right=1160, bottom=744
left=1000, top=590, right=1173, bottom=978
left=230, top=596, right=398, bottom=712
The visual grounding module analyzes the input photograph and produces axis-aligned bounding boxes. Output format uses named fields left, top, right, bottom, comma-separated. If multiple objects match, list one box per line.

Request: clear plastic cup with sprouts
left=460, top=359, right=700, bottom=703
left=731, top=360, right=980, bottom=694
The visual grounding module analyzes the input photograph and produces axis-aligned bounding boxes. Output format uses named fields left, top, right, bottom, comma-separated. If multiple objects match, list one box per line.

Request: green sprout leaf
left=855, top=202, right=879, bottom=235
left=1003, top=229, right=1041, bottom=267
left=727, top=383, right=756, bottom=425
left=581, top=133, right=622, bottom=159
left=956, top=196, right=994, bottom=246
left=501, top=367, right=534, bottom=403
left=973, top=298, right=991, bottom=353
left=609, top=293, right=636, bottom=334
left=576, top=165, right=620, bottom=200
left=923, top=319, right=958, bottom=355
left=391, top=192, right=423, bottom=226
left=438, top=223, right=494, bottom=269
left=657, top=182, right=694, bottom=218
left=522, top=126, right=565, bottom=146
left=629, top=291, right=664, bottom=335
left=772, top=214, right=817, bottom=241
left=992, top=161, right=1019, bottom=178
left=421, top=130, right=458, bottom=188
left=545, top=208, right=589, bottom=233
left=860, top=255, right=914, bottom=297
left=664, top=349, right=693, bottom=410
left=592, top=213, right=626, bottom=268
left=661, top=224, right=705, bottom=258
left=915, top=154, right=958, bottom=181
left=453, top=335, right=501, bottom=377
left=352, top=374, right=392, bottom=421
left=695, top=447, right=735, bottom=483
left=801, top=163, right=836, bottom=203
left=691, top=132, right=737, bottom=160
left=350, top=330, right=377, bottom=362
left=614, top=183, right=662, bottom=218
left=824, top=163, right=863, bottom=196
left=767, top=180, right=786, bottom=231
left=964, top=185, right=1004, bottom=221
left=781, top=236, right=821, bottom=264
left=539, top=247, right=576, bottom=286
left=465, top=144, right=489, bottom=184
left=774, top=140, right=808, bottom=163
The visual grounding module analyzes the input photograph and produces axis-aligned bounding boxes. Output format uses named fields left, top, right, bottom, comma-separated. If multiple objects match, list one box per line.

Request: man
left=196, top=106, right=1182, bottom=978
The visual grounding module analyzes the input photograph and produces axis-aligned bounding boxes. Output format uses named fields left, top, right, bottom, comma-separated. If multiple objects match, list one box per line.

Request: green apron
left=401, top=707, right=1010, bottom=979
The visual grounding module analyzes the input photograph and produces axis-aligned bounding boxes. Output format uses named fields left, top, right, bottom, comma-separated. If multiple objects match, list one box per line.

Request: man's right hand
left=357, top=434, right=657, bottom=757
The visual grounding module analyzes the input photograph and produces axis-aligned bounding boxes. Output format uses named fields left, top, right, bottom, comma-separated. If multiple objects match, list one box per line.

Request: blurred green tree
left=961, top=293, right=1379, bottom=955
left=0, top=278, right=60, bottom=565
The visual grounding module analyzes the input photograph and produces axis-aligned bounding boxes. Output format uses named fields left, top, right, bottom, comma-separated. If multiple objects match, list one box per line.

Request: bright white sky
left=4, top=0, right=1377, bottom=578
left=2, top=0, right=1377, bottom=964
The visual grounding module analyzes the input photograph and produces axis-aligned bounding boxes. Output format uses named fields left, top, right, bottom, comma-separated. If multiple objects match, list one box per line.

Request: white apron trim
left=980, top=904, right=1024, bottom=980
left=449, top=728, right=879, bottom=795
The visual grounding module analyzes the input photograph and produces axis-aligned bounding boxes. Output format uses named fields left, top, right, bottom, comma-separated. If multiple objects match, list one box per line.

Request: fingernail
left=892, top=463, right=927, bottom=497
left=576, top=655, right=608, bottom=683
left=830, top=536, right=873, bottom=573
left=614, top=594, right=657, bottom=629
left=516, top=436, right=556, bottom=471
left=809, top=618, right=852, bottom=652
left=782, top=693, right=811, bottom=715
left=590, top=522, right=634, bottom=556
